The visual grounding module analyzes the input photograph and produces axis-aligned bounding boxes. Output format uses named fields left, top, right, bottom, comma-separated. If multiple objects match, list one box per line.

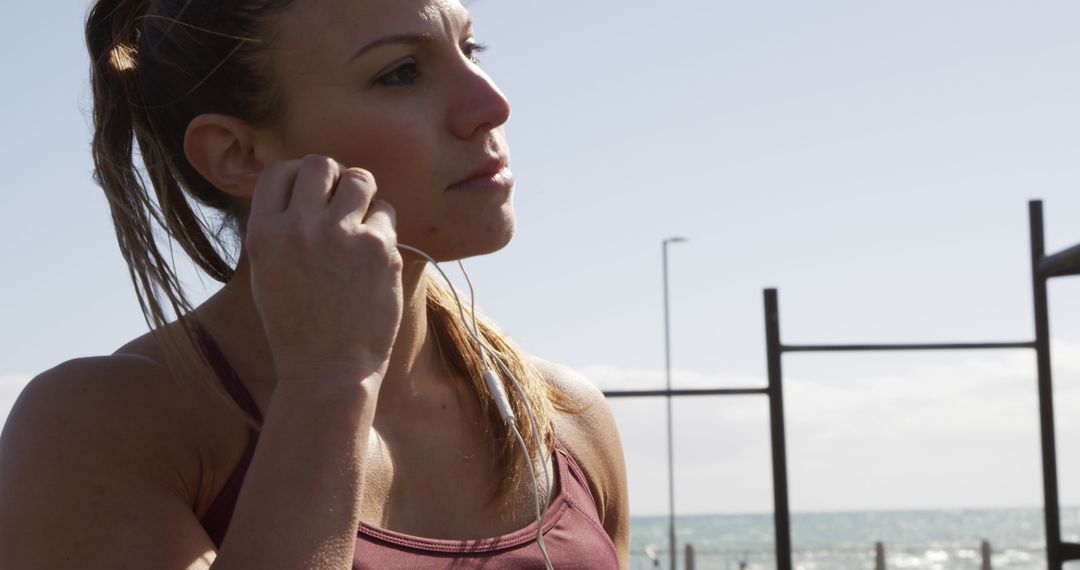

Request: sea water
left=628, top=507, right=1080, bottom=570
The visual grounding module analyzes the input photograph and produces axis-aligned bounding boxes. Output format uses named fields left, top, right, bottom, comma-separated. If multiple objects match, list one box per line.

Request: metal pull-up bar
left=604, top=200, right=1078, bottom=570
left=762, top=287, right=1038, bottom=570
left=761, top=200, right=1078, bottom=570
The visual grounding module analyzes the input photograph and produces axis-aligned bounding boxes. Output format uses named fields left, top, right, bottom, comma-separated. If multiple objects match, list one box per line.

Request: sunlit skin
left=185, top=0, right=535, bottom=537
left=179, top=0, right=632, bottom=545
left=0, top=0, right=627, bottom=566
left=192, top=0, right=513, bottom=386
left=268, top=0, right=516, bottom=259
left=254, top=0, right=517, bottom=409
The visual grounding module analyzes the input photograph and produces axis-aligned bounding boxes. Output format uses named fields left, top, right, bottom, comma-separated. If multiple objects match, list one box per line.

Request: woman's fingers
left=245, top=153, right=405, bottom=386
left=250, top=155, right=394, bottom=257
left=250, top=160, right=300, bottom=219
left=289, top=155, right=340, bottom=214
left=327, top=167, right=378, bottom=224
left=362, top=199, right=398, bottom=240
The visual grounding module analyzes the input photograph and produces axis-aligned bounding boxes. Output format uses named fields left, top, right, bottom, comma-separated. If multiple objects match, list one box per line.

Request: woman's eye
left=373, top=42, right=488, bottom=88
left=464, top=41, right=488, bottom=64
left=375, top=61, right=421, bottom=87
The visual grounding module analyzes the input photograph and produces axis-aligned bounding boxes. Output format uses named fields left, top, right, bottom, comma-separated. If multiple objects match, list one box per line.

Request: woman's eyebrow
left=346, top=18, right=474, bottom=66
left=347, top=32, right=435, bottom=65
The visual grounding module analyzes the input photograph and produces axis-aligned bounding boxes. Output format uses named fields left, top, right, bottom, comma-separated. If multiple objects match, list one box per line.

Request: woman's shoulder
left=531, top=357, right=610, bottom=444
left=530, top=357, right=628, bottom=530
left=13, top=328, right=212, bottom=438
left=530, top=356, right=616, bottom=454
left=1, top=345, right=222, bottom=511
left=20, top=322, right=237, bottom=436
left=530, top=357, right=602, bottom=402
left=7, top=350, right=203, bottom=451
left=10, top=351, right=187, bottom=433
left=0, top=346, right=232, bottom=565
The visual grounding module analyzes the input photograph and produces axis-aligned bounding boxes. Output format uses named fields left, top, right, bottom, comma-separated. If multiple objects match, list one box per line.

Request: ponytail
left=86, top=0, right=257, bottom=429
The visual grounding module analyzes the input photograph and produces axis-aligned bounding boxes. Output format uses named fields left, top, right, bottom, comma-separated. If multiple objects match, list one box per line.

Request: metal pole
left=764, top=289, right=793, bottom=570
left=1029, top=200, right=1063, bottom=570
left=662, top=237, right=685, bottom=569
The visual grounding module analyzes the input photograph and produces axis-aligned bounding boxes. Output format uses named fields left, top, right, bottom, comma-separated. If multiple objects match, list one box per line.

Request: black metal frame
left=603, top=200, right=1079, bottom=570
left=1030, top=200, right=1080, bottom=569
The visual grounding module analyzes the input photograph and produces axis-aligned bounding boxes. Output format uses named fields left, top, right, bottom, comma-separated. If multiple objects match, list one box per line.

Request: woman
left=0, top=0, right=629, bottom=568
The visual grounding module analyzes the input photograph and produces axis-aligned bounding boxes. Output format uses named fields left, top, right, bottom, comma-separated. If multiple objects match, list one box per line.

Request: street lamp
left=662, top=236, right=687, bottom=570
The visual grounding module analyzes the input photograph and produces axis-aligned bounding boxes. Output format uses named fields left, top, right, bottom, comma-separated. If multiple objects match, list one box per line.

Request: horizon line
left=629, top=504, right=1079, bottom=518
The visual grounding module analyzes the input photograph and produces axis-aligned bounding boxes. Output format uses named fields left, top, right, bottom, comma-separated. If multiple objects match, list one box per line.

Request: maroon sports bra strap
left=189, top=316, right=265, bottom=547
left=189, top=317, right=264, bottom=425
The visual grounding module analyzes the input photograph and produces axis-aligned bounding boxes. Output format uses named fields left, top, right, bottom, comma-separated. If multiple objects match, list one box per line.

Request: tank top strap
left=551, top=438, right=605, bottom=525
left=188, top=316, right=263, bottom=548
left=189, top=317, right=263, bottom=425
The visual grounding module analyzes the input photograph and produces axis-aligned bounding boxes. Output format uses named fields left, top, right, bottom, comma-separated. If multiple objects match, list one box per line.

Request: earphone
left=396, top=243, right=555, bottom=570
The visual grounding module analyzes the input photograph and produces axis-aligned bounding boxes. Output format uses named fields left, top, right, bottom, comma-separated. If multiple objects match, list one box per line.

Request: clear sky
left=3, top=0, right=1080, bottom=517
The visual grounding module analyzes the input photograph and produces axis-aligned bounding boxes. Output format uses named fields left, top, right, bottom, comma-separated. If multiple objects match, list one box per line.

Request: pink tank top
left=193, top=321, right=619, bottom=569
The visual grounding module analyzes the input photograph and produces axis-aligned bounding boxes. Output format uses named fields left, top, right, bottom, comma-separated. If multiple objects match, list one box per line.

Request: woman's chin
left=474, top=221, right=515, bottom=257
left=455, top=217, right=516, bottom=260
left=401, top=215, right=515, bottom=263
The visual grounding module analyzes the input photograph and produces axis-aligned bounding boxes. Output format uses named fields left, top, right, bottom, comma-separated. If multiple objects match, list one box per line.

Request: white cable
left=446, top=261, right=553, bottom=558
left=456, top=265, right=554, bottom=558
left=396, top=245, right=478, bottom=358
left=398, top=245, right=548, bottom=487
left=456, top=260, right=552, bottom=506
left=396, top=243, right=554, bottom=569
left=457, top=260, right=485, bottom=366
left=512, top=423, right=554, bottom=570
left=485, top=349, right=552, bottom=507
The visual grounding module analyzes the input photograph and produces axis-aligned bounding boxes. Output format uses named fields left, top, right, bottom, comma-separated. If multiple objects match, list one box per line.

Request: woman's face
left=261, top=0, right=514, bottom=261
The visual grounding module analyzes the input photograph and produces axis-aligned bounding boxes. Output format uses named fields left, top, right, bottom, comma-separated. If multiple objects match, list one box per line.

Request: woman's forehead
left=281, top=0, right=470, bottom=45
left=269, top=0, right=471, bottom=78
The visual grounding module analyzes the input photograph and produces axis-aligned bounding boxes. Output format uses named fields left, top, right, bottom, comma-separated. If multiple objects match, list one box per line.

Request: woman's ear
left=183, top=114, right=265, bottom=199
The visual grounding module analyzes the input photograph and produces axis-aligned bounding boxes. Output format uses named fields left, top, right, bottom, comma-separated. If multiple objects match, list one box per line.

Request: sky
left=3, top=0, right=1080, bottom=519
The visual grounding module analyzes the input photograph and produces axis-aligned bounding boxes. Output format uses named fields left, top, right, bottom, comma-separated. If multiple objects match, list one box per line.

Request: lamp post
left=662, top=236, right=687, bottom=570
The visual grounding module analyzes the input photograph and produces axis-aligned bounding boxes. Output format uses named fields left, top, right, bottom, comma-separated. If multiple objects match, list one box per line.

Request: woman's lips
left=446, top=166, right=514, bottom=192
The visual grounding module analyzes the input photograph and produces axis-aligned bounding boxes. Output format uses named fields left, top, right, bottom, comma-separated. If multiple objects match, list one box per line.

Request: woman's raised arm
left=0, top=157, right=403, bottom=570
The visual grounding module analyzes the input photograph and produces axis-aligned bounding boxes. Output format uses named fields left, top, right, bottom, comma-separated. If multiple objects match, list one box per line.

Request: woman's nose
left=447, top=64, right=512, bottom=140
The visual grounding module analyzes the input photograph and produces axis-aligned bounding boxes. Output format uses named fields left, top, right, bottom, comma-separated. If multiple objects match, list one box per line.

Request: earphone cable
left=456, top=260, right=552, bottom=503
left=512, top=422, right=555, bottom=570
left=396, top=243, right=554, bottom=569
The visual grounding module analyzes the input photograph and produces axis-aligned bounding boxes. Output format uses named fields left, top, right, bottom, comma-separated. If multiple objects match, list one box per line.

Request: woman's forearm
left=210, top=377, right=380, bottom=570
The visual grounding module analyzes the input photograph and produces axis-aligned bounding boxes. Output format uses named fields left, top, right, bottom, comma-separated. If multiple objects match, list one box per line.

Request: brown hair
left=85, top=0, right=575, bottom=504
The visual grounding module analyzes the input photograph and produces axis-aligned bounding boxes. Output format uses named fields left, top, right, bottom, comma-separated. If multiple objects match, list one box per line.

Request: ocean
left=628, top=508, right=1080, bottom=570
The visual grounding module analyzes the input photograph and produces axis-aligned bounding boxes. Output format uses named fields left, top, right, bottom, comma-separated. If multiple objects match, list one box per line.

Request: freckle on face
left=426, top=225, right=440, bottom=234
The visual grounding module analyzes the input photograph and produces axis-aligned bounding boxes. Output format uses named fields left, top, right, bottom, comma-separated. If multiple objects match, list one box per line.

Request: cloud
left=575, top=341, right=1080, bottom=516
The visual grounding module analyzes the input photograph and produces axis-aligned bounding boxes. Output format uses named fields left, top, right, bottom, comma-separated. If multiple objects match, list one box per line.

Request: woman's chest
left=357, top=428, right=555, bottom=540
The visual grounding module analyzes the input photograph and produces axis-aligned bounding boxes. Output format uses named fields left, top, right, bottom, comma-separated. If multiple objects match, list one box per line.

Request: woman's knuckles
left=250, top=219, right=396, bottom=271
left=342, top=167, right=376, bottom=187
left=299, top=154, right=338, bottom=177
left=247, top=156, right=400, bottom=288
left=350, top=230, right=396, bottom=263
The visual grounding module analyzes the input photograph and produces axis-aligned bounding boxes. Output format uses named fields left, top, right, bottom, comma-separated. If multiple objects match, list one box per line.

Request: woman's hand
left=245, top=154, right=404, bottom=388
